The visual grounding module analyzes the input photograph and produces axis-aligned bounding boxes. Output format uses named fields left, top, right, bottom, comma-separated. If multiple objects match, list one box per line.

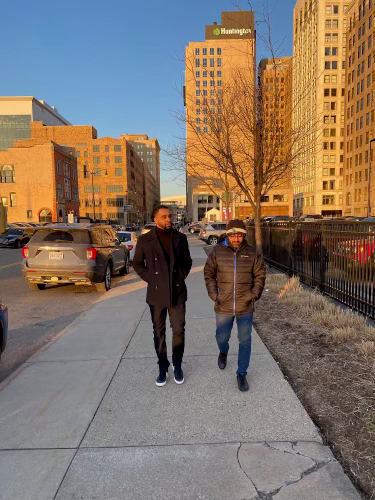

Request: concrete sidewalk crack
left=237, top=443, right=278, bottom=500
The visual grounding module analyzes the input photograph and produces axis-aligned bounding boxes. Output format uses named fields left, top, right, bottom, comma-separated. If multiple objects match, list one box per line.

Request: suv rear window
left=30, top=229, right=90, bottom=244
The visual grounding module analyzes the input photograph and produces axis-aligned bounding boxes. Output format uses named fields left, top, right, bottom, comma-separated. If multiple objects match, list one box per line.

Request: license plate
left=49, top=252, right=63, bottom=260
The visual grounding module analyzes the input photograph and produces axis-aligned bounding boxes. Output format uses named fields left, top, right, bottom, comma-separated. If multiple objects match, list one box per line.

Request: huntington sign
left=213, top=27, right=252, bottom=36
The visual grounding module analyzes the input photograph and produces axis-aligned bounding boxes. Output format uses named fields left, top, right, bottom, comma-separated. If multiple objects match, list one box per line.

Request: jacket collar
left=148, top=226, right=180, bottom=245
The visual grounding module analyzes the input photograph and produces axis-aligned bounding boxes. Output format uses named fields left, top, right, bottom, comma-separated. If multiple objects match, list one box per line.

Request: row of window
left=195, top=58, right=222, bottom=68
left=56, top=160, right=77, bottom=181
left=195, top=47, right=222, bottom=55
left=196, top=71, right=222, bottom=78
left=196, top=80, right=222, bottom=87
left=83, top=185, right=124, bottom=193
left=83, top=198, right=125, bottom=208
left=1, top=193, right=16, bottom=207
left=90, top=145, right=122, bottom=152
left=324, top=61, right=345, bottom=69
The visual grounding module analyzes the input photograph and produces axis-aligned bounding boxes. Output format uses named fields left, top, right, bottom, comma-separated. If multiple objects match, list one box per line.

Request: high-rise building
left=0, top=96, right=70, bottom=151
left=344, top=0, right=375, bottom=217
left=30, top=122, right=160, bottom=224
left=257, top=57, right=293, bottom=217
left=185, top=11, right=256, bottom=221
left=292, top=0, right=349, bottom=217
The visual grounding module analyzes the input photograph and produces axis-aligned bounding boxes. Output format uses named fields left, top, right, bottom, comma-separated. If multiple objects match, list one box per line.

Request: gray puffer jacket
left=204, top=239, right=266, bottom=315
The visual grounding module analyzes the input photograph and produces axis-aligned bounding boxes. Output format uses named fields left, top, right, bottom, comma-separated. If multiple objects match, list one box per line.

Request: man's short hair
left=152, top=205, right=170, bottom=219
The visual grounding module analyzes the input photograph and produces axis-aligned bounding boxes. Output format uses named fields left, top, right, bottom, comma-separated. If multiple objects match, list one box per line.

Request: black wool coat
left=204, top=239, right=266, bottom=315
left=133, top=227, right=192, bottom=307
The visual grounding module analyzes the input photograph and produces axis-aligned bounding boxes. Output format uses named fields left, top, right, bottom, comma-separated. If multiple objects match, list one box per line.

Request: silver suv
left=199, top=222, right=227, bottom=245
left=22, top=224, right=130, bottom=292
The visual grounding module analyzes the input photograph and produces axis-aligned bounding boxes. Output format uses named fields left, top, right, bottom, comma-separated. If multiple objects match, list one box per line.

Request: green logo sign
left=213, top=27, right=221, bottom=36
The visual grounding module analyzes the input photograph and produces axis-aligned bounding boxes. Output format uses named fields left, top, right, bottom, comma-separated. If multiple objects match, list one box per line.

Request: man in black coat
left=133, top=205, right=192, bottom=387
left=204, top=219, right=266, bottom=391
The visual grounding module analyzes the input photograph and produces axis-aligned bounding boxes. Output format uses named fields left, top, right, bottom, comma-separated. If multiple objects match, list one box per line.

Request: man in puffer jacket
left=204, top=219, right=266, bottom=391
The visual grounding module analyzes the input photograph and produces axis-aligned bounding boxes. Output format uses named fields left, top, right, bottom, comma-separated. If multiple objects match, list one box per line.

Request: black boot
left=218, top=352, right=227, bottom=370
left=237, top=374, right=249, bottom=391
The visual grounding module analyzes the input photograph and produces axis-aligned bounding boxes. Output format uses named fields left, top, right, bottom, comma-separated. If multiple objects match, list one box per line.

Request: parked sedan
left=125, top=223, right=139, bottom=232
left=117, top=231, right=137, bottom=261
left=141, top=223, right=156, bottom=235
left=0, top=228, right=34, bottom=248
left=0, top=301, right=8, bottom=361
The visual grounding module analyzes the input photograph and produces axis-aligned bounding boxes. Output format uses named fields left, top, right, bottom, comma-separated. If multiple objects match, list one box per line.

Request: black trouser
left=149, top=303, right=186, bottom=371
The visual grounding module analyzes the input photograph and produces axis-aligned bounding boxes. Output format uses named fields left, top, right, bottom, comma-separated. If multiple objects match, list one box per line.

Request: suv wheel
left=119, top=256, right=129, bottom=275
left=208, top=236, right=218, bottom=245
left=29, top=283, right=46, bottom=291
left=96, top=264, right=112, bottom=292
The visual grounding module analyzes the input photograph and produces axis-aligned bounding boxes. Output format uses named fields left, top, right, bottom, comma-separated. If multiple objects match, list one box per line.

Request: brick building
left=30, top=122, right=160, bottom=224
left=0, top=138, right=78, bottom=223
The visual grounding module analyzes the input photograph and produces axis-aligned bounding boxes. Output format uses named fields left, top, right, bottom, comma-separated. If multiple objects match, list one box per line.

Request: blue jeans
left=216, top=312, right=253, bottom=376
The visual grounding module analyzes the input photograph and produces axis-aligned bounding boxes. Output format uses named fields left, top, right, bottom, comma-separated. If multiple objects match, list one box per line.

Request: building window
left=322, top=195, right=335, bottom=205
left=195, top=59, right=200, bottom=67
left=202, top=58, right=207, bottom=67
left=217, top=58, right=222, bottom=67
left=27, top=210, right=32, bottom=219
left=93, top=157, right=100, bottom=164
left=93, top=145, right=100, bottom=152
left=57, top=182, right=63, bottom=199
left=9, top=192, right=16, bottom=207
left=114, top=145, right=122, bottom=152
left=94, top=168, right=101, bottom=176
left=106, top=185, right=123, bottom=193
left=0, top=165, right=15, bottom=183
left=195, top=48, right=200, bottom=55
left=115, top=168, right=123, bottom=176
left=39, top=209, right=52, bottom=223
left=210, top=58, right=215, bottom=67
left=273, top=194, right=285, bottom=202
left=114, top=156, right=122, bottom=163
left=84, top=185, right=101, bottom=193
left=217, top=48, right=222, bottom=55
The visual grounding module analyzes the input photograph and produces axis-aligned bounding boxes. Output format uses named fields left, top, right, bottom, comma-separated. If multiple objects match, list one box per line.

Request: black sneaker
left=237, top=374, right=249, bottom=392
left=173, top=365, right=184, bottom=384
left=218, top=352, right=227, bottom=370
left=155, top=369, right=169, bottom=387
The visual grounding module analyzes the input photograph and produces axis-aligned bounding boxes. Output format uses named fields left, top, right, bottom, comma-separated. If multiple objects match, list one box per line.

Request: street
left=0, top=248, right=125, bottom=383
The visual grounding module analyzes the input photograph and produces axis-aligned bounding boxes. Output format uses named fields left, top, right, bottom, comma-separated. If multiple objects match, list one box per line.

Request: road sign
left=123, top=205, right=132, bottom=212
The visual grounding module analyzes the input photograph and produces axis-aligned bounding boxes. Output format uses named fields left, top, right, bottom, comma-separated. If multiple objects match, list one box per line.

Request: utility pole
left=84, top=165, right=107, bottom=221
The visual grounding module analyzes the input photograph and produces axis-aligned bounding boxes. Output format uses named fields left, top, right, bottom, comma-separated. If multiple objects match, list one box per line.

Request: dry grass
left=268, top=272, right=375, bottom=346
left=357, top=340, right=375, bottom=360
left=256, top=270, right=375, bottom=499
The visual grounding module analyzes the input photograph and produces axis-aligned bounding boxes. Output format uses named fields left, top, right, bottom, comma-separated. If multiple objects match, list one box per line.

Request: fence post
left=320, top=222, right=326, bottom=293
left=288, top=221, right=293, bottom=276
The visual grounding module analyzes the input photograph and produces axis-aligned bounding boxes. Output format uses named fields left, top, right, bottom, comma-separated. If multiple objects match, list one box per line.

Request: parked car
left=199, top=222, right=227, bottom=245
left=0, top=301, right=8, bottom=362
left=298, top=214, right=324, bottom=221
left=22, top=224, right=130, bottom=292
left=0, top=228, right=34, bottom=248
left=117, top=231, right=138, bottom=261
left=141, top=223, right=156, bottom=235
left=271, top=215, right=293, bottom=222
left=188, top=222, right=202, bottom=234
left=125, top=223, right=139, bottom=232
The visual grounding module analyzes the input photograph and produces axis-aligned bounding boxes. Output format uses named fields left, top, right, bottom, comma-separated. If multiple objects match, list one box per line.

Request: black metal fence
left=246, top=221, right=375, bottom=319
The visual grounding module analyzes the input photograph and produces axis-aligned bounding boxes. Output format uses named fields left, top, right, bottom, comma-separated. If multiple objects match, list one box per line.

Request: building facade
left=0, top=96, right=70, bottom=151
left=258, top=57, right=294, bottom=217
left=185, top=11, right=256, bottom=221
left=30, top=122, right=159, bottom=224
left=344, top=0, right=375, bottom=216
left=293, top=0, right=349, bottom=217
left=0, top=138, right=78, bottom=223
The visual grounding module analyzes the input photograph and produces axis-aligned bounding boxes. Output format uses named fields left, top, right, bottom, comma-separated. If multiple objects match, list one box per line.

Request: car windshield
left=117, top=232, right=131, bottom=242
left=29, top=229, right=90, bottom=244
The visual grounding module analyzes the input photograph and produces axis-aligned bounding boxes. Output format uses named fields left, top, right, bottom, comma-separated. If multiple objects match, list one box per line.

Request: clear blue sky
left=1, top=0, right=295, bottom=197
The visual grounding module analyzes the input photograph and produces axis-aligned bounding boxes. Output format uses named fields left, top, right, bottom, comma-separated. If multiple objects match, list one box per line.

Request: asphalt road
left=0, top=248, right=125, bottom=383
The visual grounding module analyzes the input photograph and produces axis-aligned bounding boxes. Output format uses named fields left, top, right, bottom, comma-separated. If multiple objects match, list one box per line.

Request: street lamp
left=368, top=139, right=375, bottom=217
left=83, top=165, right=107, bottom=220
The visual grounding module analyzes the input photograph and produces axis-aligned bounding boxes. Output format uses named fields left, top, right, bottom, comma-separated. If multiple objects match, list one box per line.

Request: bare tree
left=166, top=9, right=321, bottom=254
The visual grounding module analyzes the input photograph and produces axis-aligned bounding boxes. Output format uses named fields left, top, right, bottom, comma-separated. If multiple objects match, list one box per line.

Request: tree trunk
left=254, top=198, right=263, bottom=256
